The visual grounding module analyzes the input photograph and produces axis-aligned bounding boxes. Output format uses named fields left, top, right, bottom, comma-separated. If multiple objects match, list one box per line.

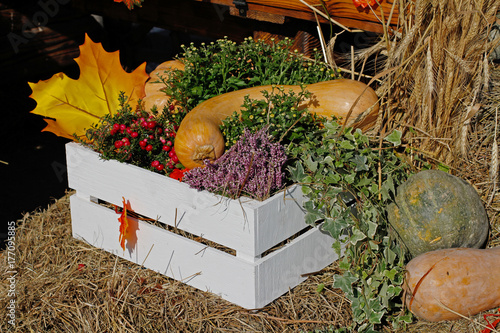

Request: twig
left=434, top=300, right=500, bottom=333
left=351, top=45, right=355, bottom=80
left=488, top=107, right=498, bottom=206
left=118, top=244, right=155, bottom=311
left=313, top=11, right=329, bottom=64
left=298, top=0, right=353, bottom=32
left=242, top=311, right=339, bottom=324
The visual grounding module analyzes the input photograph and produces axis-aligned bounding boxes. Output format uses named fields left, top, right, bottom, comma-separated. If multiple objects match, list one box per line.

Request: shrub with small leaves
left=221, top=85, right=327, bottom=150
left=183, top=127, right=287, bottom=201
left=288, top=122, right=414, bottom=332
left=161, top=36, right=340, bottom=111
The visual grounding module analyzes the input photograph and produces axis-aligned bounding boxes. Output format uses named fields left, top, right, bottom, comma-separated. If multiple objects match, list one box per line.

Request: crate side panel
left=254, top=227, right=340, bottom=308
left=253, top=186, right=307, bottom=254
left=69, top=194, right=259, bottom=308
left=66, top=142, right=260, bottom=255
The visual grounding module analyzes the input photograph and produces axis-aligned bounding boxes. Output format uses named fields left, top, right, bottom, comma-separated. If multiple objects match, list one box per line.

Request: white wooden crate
left=66, top=142, right=340, bottom=309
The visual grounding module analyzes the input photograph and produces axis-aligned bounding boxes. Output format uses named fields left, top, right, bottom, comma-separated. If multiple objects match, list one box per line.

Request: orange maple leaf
left=169, top=168, right=189, bottom=181
left=29, top=33, right=149, bottom=140
left=114, top=0, right=145, bottom=10
left=116, top=197, right=132, bottom=251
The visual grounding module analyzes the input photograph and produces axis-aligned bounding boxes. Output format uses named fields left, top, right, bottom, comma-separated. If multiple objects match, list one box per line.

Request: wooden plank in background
left=196, top=0, right=399, bottom=33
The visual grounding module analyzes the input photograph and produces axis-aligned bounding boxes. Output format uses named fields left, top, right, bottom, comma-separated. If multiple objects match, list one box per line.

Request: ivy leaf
left=344, top=173, right=356, bottom=184
left=384, top=130, right=402, bottom=146
left=29, top=33, right=149, bottom=140
left=383, top=268, right=399, bottom=281
left=288, top=161, right=306, bottom=182
left=367, top=299, right=386, bottom=324
left=366, top=220, right=378, bottom=238
left=305, top=155, right=318, bottom=172
left=380, top=173, right=395, bottom=202
left=352, top=154, right=369, bottom=171
left=321, top=216, right=349, bottom=239
left=340, top=140, right=356, bottom=150
left=333, top=271, right=358, bottom=298
left=350, top=228, right=366, bottom=245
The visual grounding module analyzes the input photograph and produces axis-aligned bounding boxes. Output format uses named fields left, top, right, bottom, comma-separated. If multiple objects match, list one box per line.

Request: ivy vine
left=288, top=122, right=414, bottom=332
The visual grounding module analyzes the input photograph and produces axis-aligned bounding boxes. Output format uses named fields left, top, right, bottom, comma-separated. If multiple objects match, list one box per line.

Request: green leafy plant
left=288, top=122, right=414, bottom=332
left=220, top=85, right=327, bottom=150
left=161, top=36, right=340, bottom=111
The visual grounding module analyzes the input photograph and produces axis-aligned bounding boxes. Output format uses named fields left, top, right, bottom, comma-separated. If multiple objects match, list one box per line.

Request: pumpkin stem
left=192, top=145, right=216, bottom=163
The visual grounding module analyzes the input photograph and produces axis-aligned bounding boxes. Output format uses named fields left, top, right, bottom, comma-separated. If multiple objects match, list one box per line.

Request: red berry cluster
left=86, top=103, right=185, bottom=175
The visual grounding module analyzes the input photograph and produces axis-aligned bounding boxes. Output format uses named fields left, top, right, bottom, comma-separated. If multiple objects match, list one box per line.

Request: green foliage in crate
left=288, top=122, right=414, bottom=332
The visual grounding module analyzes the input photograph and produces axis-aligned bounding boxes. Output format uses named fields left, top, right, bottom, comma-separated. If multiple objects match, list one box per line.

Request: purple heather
left=183, top=128, right=287, bottom=201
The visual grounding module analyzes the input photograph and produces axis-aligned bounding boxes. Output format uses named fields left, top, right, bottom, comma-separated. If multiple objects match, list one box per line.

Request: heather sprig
left=183, top=127, right=287, bottom=201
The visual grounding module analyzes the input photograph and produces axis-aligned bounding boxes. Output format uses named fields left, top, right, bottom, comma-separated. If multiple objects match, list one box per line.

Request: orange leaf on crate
left=352, top=0, right=377, bottom=9
left=169, top=168, right=189, bottom=181
left=29, top=33, right=149, bottom=141
left=116, top=197, right=134, bottom=251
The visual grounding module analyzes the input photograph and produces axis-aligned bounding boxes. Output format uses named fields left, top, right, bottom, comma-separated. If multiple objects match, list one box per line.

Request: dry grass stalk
left=363, top=0, right=500, bottom=164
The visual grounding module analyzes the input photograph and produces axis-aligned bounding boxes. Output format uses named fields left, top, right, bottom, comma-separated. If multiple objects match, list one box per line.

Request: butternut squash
left=175, top=79, right=379, bottom=169
left=142, top=59, right=185, bottom=113
left=403, top=247, right=500, bottom=322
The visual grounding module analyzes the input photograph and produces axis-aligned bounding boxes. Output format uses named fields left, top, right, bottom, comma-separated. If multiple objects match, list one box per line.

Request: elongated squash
left=142, top=59, right=185, bottom=113
left=403, top=247, right=500, bottom=322
left=175, top=79, right=379, bottom=169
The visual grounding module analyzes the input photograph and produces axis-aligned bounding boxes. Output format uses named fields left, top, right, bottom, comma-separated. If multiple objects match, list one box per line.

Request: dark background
left=0, top=0, right=214, bottom=247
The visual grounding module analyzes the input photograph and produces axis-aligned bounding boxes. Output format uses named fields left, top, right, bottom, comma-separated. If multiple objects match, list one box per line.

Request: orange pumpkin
left=404, top=247, right=500, bottom=322
left=175, top=79, right=379, bottom=169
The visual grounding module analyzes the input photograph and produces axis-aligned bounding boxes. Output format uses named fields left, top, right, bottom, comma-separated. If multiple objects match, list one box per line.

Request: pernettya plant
left=288, top=122, right=414, bottom=332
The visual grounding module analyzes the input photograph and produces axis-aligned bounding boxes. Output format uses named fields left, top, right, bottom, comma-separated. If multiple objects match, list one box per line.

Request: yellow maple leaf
left=29, top=33, right=149, bottom=140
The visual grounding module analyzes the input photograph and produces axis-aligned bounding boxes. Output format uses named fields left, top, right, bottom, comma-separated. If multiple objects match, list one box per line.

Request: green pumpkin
left=387, top=170, right=489, bottom=258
